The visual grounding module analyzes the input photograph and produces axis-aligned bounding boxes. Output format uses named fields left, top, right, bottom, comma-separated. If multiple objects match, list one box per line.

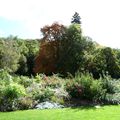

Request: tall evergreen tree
left=71, top=12, right=81, bottom=24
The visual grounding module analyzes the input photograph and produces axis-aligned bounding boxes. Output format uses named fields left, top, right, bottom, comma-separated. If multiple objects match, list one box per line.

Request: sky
left=0, top=0, right=120, bottom=48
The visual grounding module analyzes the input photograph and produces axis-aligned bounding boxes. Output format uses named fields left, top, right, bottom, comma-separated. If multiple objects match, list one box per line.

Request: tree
left=71, top=12, right=81, bottom=24
left=86, top=47, right=120, bottom=78
left=56, top=24, right=90, bottom=75
left=34, top=22, right=95, bottom=76
left=0, top=40, right=20, bottom=73
left=88, top=48, right=107, bottom=78
left=34, top=23, right=65, bottom=74
left=41, top=22, right=65, bottom=41
left=102, top=47, right=120, bottom=78
left=16, top=40, right=39, bottom=76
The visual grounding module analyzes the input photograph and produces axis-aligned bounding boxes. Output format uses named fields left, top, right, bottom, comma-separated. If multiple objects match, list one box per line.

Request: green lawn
left=0, top=105, right=120, bottom=120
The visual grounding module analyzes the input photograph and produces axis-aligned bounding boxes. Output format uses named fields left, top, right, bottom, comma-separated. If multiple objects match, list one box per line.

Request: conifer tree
left=71, top=12, right=81, bottom=24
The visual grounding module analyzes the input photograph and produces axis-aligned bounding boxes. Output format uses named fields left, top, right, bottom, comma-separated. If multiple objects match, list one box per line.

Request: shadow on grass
left=69, top=104, right=119, bottom=112
left=70, top=106, right=97, bottom=111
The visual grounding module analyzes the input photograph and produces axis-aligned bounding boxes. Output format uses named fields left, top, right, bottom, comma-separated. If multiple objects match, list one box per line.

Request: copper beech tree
left=33, top=23, right=65, bottom=74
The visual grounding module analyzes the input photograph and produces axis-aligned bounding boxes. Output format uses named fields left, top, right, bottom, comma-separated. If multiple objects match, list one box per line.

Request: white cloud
left=0, top=0, right=120, bottom=48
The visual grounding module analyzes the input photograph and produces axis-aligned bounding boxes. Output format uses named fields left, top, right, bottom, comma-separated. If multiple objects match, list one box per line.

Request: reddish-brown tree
left=33, top=23, right=65, bottom=74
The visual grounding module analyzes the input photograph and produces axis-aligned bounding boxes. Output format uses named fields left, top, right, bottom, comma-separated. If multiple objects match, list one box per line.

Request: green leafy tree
left=0, top=40, right=20, bottom=73
left=86, top=47, right=120, bottom=78
left=102, top=47, right=120, bottom=78
left=25, top=40, right=39, bottom=75
left=16, top=40, right=39, bottom=75
left=57, top=24, right=91, bottom=75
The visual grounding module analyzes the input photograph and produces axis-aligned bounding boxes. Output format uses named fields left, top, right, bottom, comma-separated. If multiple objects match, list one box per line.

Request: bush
left=100, top=75, right=115, bottom=94
left=65, top=73, right=106, bottom=102
left=101, top=76, right=120, bottom=104
left=26, top=82, right=54, bottom=102
left=51, top=87, right=69, bottom=105
left=17, top=97, right=34, bottom=110
left=0, top=83, right=26, bottom=111
left=0, top=69, right=12, bottom=85
left=34, top=88, right=54, bottom=102
left=19, top=76, right=33, bottom=88
left=41, top=74, right=64, bottom=88
left=90, top=80, right=106, bottom=101
left=4, top=83, right=26, bottom=99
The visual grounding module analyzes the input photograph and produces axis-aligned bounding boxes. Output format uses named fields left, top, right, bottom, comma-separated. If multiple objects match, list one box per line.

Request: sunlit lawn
left=0, top=105, right=120, bottom=120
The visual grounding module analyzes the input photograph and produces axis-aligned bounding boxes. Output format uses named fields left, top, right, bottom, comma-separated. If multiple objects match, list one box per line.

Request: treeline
left=0, top=36, right=39, bottom=76
left=1, top=27, right=120, bottom=79
left=1, top=13, right=120, bottom=79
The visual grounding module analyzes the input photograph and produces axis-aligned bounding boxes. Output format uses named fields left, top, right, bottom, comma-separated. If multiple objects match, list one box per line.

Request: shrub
left=34, top=88, right=54, bottom=102
left=51, top=87, right=69, bottom=105
left=100, top=75, right=115, bottom=94
left=41, top=74, right=64, bottom=88
left=65, top=73, right=106, bottom=102
left=101, top=76, right=120, bottom=104
left=4, top=83, right=26, bottom=99
left=0, top=69, right=12, bottom=85
left=105, top=93, right=120, bottom=104
left=34, top=74, right=43, bottom=83
left=17, top=97, right=34, bottom=110
left=0, top=83, right=26, bottom=111
left=19, top=76, right=33, bottom=88
left=26, top=82, right=54, bottom=102
left=65, top=79, right=83, bottom=98
left=90, top=80, right=106, bottom=101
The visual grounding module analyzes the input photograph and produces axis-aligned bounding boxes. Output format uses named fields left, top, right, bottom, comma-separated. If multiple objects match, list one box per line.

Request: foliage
left=17, top=97, right=34, bottom=110
left=3, top=83, right=26, bottom=100
left=18, top=76, right=33, bottom=88
left=40, top=74, right=64, bottom=88
left=0, top=82, right=26, bottom=111
left=16, top=40, right=39, bottom=75
left=102, top=47, right=120, bottom=78
left=0, top=40, right=20, bottom=73
left=0, top=69, right=13, bottom=85
left=65, top=73, right=106, bottom=101
left=34, top=88, right=54, bottom=102
left=84, top=47, right=120, bottom=78
left=101, top=75, right=120, bottom=104
left=34, top=23, right=65, bottom=74
left=57, top=24, right=87, bottom=75
left=0, top=70, right=120, bottom=111
left=41, top=22, right=65, bottom=41
left=0, top=37, right=39, bottom=75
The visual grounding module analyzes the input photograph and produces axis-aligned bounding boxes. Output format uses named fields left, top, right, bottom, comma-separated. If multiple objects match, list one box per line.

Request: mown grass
left=0, top=105, right=120, bottom=120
